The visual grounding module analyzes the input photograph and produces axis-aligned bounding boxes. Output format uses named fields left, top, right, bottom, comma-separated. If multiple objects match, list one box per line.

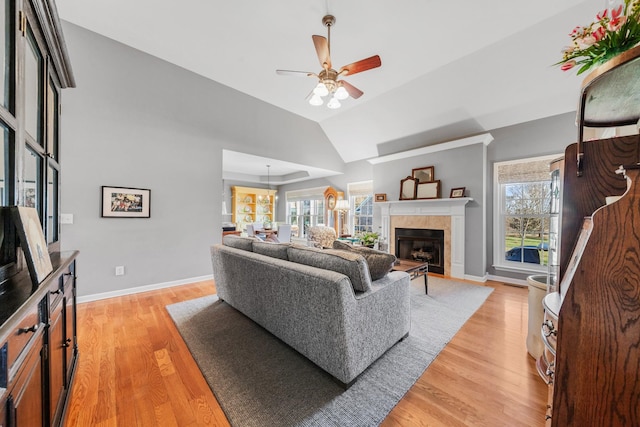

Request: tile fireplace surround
left=378, top=198, right=472, bottom=279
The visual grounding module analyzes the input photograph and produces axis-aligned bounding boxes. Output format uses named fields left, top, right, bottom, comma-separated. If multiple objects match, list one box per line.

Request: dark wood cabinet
left=0, top=252, right=78, bottom=427
left=6, top=331, right=45, bottom=427
left=47, top=259, right=77, bottom=426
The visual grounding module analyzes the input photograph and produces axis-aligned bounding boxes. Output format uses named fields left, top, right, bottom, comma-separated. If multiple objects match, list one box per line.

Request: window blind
left=347, top=181, right=373, bottom=196
left=285, top=186, right=327, bottom=202
left=497, top=159, right=553, bottom=184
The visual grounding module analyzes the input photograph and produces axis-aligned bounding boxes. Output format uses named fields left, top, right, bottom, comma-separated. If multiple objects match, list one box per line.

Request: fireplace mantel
left=378, top=198, right=472, bottom=279
left=377, top=198, right=472, bottom=216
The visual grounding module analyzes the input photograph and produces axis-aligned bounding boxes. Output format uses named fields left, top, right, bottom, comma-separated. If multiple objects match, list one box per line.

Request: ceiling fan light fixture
left=313, top=82, right=329, bottom=97
left=276, top=14, right=381, bottom=109
left=334, top=86, right=349, bottom=100
left=327, top=97, right=341, bottom=109
left=309, top=94, right=324, bottom=106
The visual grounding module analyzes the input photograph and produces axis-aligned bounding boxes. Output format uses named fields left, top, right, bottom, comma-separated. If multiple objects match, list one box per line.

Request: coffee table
left=392, top=259, right=429, bottom=294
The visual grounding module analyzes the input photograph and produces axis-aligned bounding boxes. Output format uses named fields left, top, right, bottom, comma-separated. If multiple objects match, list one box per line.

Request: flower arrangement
left=358, top=231, right=380, bottom=247
left=557, top=0, right=640, bottom=74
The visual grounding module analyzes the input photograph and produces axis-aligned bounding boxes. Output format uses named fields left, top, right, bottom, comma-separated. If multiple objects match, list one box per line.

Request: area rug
left=166, top=276, right=493, bottom=427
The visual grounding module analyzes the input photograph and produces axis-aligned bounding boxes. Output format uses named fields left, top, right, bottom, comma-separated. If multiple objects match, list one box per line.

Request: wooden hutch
left=539, top=46, right=640, bottom=425
left=231, top=186, right=276, bottom=232
left=0, top=1, right=78, bottom=426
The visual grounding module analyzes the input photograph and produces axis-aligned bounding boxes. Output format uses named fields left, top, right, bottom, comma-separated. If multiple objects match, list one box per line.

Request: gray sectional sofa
left=210, top=235, right=411, bottom=387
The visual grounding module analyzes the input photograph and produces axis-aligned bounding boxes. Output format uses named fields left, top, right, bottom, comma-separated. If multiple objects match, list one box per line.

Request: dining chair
left=276, top=224, right=292, bottom=243
left=245, top=224, right=263, bottom=240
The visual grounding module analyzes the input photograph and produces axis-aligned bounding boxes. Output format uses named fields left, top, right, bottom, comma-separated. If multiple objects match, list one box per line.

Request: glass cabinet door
left=46, top=164, right=58, bottom=243
left=0, top=0, right=13, bottom=111
left=24, top=146, right=41, bottom=211
left=24, top=24, right=42, bottom=146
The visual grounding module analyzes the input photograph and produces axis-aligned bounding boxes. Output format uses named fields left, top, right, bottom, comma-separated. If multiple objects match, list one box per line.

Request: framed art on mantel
left=102, top=186, right=151, bottom=218
left=416, top=180, right=441, bottom=199
left=450, top=187, right=466, bottom=198
left=399, top=176, right=418, bottom=200
left=412, top=166, right=435, bottom=183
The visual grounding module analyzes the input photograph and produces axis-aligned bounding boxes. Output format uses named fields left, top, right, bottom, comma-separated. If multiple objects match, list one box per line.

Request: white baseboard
left=464, top=273, right=488, bottom=283
left=77, top=274, right=214, bottom=303
left=486, top=274, right=528, bottom=287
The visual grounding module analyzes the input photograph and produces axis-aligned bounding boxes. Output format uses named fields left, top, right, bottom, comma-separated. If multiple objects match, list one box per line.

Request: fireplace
left=395, top=228, right=445, bottom=274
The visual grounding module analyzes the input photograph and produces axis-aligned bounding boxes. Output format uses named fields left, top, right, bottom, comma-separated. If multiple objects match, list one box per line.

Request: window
left=351, top=195, right=373, bottom=234
left=285, top=187, right=326, bottom=238
left=494, top=155, right=559, bottom=272
left=347, top=181, right=373, bottom=235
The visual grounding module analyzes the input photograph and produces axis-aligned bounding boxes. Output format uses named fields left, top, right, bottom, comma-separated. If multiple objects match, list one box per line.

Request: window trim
left=493, top=154, right=560, bottom=273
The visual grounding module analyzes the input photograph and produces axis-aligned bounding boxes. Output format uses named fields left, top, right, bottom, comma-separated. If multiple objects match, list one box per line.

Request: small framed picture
left=375, top=193, right=387, bottom=202
left=412, top=166, right=435, bottom=183
left=102, top=186, right=151, bottom=218
left=416, top=180, right=441, bottom=199
left=450, top=187, right=466, bottom=198
left=11, top=206, right=53, bottom=285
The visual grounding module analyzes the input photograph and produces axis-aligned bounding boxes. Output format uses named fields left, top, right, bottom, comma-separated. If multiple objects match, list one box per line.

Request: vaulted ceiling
left=56, top=0, right=599, bottom=181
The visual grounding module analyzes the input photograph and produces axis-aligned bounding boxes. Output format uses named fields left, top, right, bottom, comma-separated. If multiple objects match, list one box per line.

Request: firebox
left=395, top=228, right=445, bottom=274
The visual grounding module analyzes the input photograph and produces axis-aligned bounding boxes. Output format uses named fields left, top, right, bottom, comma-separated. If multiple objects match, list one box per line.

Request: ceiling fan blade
left=340, top=80, right=364, bottom=99
left=312, top=35, right=331, bottom=70
left=276, top=69, right=316, bottom=77
left=338, top=55, right=381, bottom=76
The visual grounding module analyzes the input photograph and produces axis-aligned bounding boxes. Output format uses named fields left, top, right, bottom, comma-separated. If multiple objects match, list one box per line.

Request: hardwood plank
left=65, top=279, right=547, bottom=426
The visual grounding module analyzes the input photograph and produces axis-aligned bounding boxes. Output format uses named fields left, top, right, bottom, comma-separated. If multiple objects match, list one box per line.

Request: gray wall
left=485, top=112, right=576, bottom=280
left=59, top=23, right=343, bottom=298
left=372, top=143, right=487, bottom=278
left=58, top=22, right=579, bottom=296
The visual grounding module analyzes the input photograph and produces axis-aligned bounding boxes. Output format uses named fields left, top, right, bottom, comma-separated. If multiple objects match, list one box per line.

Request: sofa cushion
left=223, top=235, right=258, bottom=251
left=252, top=241, right=290, bottom=260
left=333, top=240, right=397, bottom=281
left=287, top=245, right=372, bottom=292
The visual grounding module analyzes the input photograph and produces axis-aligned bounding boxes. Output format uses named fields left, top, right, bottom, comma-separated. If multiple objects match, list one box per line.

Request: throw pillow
left=287, top=246, right=372, bottom=292
left=223, top=235, right=258, bottom=251
left=252, top=241, right=290, bottom=260
left=333, top=240, right=396, bottom=281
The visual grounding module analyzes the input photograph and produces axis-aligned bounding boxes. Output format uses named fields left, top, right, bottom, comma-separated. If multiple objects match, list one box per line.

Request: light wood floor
left=64, top=278, right=548, bottom=426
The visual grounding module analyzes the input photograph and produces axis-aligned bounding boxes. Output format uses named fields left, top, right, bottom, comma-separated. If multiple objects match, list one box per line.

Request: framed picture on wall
left=101, top=186, right=151, bottom=218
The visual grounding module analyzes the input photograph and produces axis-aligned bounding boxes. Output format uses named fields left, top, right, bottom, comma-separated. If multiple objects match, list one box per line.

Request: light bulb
left=309, top=94, right=323, bottom=106
left=313, top=82, right=329, bottom=97
left=334, top=86, right=349, bottom=100
left=327, top=97, right=341, bottom=109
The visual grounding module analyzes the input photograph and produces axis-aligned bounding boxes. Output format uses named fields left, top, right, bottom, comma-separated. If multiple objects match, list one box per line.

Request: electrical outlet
left=60, top=213, right=74, bottom=224
left=115, top=266, right=125, bottom=276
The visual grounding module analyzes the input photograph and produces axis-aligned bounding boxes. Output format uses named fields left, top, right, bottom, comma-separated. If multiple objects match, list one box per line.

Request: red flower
left=609, top=15, right=627, bottom=31
left=597, top=9, right=609, bottom=20
left=611, top=5, right=623, bottom=19
left=561, top=60, right=577, bottom=71
left=593, top=25, right=607, bottom=41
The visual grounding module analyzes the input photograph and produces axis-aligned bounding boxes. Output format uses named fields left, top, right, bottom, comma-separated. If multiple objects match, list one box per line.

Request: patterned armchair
left=307, top=226, right=337, bottom=249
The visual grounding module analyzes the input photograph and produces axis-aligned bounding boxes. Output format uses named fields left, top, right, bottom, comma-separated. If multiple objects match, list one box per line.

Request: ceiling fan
left=276, top=14, right=381, bottom=109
